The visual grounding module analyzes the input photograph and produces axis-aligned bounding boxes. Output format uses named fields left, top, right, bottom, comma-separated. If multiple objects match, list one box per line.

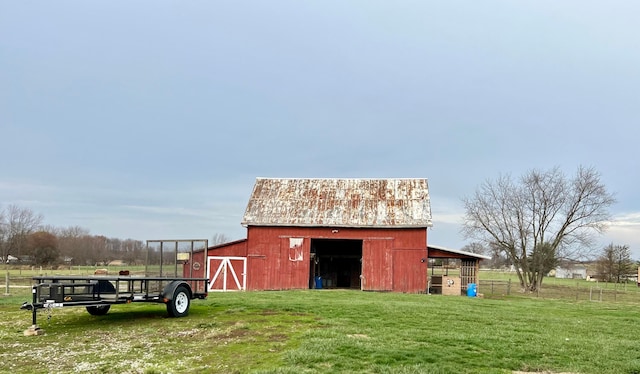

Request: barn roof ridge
left=255, top=177, right=429, bottom=180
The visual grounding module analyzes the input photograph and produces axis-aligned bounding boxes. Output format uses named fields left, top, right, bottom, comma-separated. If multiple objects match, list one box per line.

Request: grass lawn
left=2, top=288, right=640, bottom=374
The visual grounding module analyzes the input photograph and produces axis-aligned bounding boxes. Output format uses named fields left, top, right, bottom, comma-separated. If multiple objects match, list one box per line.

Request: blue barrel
left=467, top=283, right=477, bottom=297
left=315, top=276, right=323, bottom=289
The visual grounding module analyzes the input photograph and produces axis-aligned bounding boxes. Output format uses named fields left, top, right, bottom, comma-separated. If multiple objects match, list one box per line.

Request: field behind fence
left=3, top=267, right=640, bottom=304
left=1, top=265, right=148, bottom=292
left=479, top=270, right=640, bottom=303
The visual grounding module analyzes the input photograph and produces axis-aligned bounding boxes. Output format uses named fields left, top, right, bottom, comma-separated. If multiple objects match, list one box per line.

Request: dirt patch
left=267, top=333, right=288, bottom=342
left=226, top=328, right=250, bottom=339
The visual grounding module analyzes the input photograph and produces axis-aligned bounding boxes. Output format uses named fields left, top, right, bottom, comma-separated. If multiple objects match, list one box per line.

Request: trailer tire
left=86, top=280, right=115, bottom=316
left=166, top=285, right=190, bottom=318
left=86, top=305, right=111, bottom=315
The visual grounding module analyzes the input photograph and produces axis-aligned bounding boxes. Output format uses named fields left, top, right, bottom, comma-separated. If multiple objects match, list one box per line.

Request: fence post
left=576, top=281, right=579, bottom=301
left=507, top=279, right=511, bottom=295
left=4, top=272, right=9, bottom=296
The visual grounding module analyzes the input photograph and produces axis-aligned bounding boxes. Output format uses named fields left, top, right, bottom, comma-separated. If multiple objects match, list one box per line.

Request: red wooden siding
left=278, top=237, right=309, bottom=289
left=362, top=238, right=394, bottom=291
left=392, top=249, right=428, bottom=293
left=244, top=226, right=427, bottom=292
left=186, top=227, right=428, bottom=293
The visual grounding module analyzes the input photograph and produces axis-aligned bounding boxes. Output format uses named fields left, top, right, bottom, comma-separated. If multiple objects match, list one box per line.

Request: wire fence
left=1, top=266, right=149, bottom=295
left=4, top=271, right=640, bottom=304
left=480, top=278, right=640, bottom=303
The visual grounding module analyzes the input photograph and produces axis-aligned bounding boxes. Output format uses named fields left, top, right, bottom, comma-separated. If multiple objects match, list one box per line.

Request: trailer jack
left=23, top=324, right=44, bottom=336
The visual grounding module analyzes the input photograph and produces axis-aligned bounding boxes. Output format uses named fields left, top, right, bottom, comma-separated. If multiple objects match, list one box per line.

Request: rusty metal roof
left=241, top=178, right=433, bottom=228
left=428, top=245, right=492, bottom=260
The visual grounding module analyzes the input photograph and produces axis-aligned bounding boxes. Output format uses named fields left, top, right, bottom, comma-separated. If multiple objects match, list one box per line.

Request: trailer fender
left=162, top=281, right=192, bottom=302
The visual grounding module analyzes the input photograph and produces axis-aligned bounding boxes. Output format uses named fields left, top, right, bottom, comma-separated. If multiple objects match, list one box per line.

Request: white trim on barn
left=207, top=256, right=247, bottom=292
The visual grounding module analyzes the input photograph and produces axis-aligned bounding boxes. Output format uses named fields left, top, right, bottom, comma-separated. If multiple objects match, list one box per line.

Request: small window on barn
left=289, top=238, right=304, bottom=261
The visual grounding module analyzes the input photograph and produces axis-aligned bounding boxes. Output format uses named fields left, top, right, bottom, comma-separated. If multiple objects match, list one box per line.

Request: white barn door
left=207, top=256, right=247, bottom=292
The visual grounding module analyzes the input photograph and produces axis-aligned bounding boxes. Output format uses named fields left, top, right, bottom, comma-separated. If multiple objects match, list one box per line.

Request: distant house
left=555, top=264, right=587, bottom=279
left=14, top=255, right=34, bottom=265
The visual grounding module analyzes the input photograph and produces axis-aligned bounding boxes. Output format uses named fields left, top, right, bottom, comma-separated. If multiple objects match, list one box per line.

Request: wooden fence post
left=507, top=279, right=511, bottom=295
left=4, top=272, right=9, bottom=296
left=576, top=281, right=579, bottom=301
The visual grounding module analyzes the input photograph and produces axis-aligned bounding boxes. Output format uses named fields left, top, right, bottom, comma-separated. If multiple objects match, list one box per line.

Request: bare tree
left=211, top=233, right=230, bottom=246
left=92, top=235, right=111, bottom=265
left=462, top=166, right=615, bottom=292
left=461, top=242, right=487, bottom=255
left=596, top=243, right=634, bottom=283
left=119, top=239, right=145, bottom=265
left=57, top=226, right=91, bottom=265
left=0, top=205, right=43, bottom=262
left=26, top=231, right=59, bottom=267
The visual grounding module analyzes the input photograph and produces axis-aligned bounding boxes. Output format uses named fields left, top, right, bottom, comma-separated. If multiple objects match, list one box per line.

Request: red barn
left=189, top=178, right=435, bottom=293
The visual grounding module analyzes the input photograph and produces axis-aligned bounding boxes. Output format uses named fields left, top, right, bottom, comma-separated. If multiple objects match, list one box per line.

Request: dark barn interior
left=310, top=239, right=363, bottom=289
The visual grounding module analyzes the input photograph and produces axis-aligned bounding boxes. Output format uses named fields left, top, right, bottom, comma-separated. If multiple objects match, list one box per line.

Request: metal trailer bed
left=21, top=239, right=209, bottom=331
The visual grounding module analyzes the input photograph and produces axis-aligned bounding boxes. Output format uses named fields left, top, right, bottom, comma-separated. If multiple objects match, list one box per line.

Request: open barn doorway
left=310, top=239, right=363, bottom=289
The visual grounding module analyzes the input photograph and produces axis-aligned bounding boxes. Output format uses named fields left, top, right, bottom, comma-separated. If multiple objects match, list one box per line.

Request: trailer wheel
left=86, top=280, right=115, bottom=316
left=86, top=305, right=111, bottom=315
left=166, top=285, right=190, bottom=317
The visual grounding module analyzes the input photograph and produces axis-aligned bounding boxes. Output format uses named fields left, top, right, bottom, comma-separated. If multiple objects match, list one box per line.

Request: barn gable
left=241, top=178, right=432, bottom=228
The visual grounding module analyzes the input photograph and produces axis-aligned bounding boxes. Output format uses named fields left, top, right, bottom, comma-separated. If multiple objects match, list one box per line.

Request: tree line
left=0, top=204, right=150, bottom=267
left=0, top=204, right=232, bottom=267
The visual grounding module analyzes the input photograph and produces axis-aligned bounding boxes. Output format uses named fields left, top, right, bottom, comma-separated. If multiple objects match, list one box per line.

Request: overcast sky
left=2, top=2, right=639, bottom=257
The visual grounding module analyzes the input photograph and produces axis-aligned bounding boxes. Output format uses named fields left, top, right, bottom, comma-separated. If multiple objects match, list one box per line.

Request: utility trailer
left=21, top=239, right=209, bottom=332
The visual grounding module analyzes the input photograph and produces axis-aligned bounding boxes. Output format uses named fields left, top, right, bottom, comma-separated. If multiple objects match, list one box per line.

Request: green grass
left=480, top=269, right=638, bottom=288
left=3, top=288, right=640, bottom=374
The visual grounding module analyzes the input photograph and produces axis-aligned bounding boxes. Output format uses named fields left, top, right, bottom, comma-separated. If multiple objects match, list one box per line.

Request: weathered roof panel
left=428, top=244, right=492, bottom=260
left=241, top=178, right=433, bottom=228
